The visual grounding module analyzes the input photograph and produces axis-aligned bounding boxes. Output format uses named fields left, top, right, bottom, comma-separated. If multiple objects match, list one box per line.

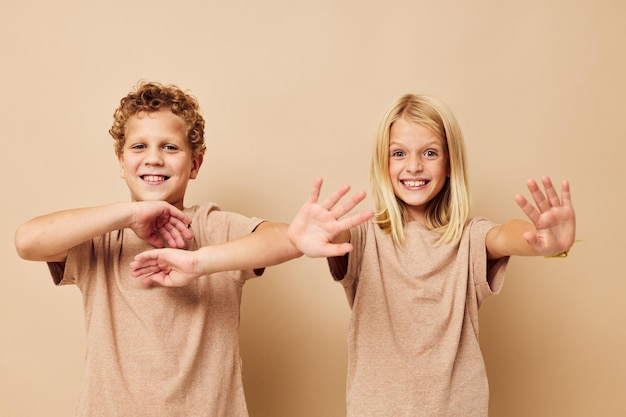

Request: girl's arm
left=15, top=201, right=193, bottom=262
left=486, top=177, right=576, bottom=260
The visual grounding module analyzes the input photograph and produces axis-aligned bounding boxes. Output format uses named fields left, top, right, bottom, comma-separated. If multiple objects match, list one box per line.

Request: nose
left=144, top=147, right=164, bottom=166
left=406, top=155, right=422, bottom=173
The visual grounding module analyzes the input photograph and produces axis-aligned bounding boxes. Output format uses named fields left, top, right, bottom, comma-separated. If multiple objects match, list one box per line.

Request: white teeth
left=143, top=175, right=166, bottom=182
left=403, top=180, right=426, bottom=187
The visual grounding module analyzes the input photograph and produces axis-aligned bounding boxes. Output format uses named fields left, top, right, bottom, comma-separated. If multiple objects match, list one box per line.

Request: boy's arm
left=131, top=222, right=296, bottom=286
left=15, top=201, right=193, bottom=262
left=486, top=177, right=576, bottom=260
left=131, top=179, right=374, bottom=287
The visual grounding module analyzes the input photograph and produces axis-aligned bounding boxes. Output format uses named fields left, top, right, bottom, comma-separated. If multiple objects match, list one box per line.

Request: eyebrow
left=389, top=139, right=445, bottom=148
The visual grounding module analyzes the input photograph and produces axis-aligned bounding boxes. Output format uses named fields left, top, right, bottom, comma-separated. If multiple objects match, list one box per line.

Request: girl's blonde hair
left=370, top=94, right=470, bottom=245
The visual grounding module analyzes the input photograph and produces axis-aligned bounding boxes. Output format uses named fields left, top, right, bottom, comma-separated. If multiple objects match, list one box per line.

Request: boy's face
left=118, top=108, right=203, bottom=210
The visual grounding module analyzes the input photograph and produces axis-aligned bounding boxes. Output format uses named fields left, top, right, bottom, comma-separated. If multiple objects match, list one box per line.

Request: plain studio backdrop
left=1, top=1, right=624, bottom=416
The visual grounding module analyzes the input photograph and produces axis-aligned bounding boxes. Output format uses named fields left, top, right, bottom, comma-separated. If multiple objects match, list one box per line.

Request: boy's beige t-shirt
left=331, top=217, right=508, bottom=417
left=47, top=203, right=264, bottom=417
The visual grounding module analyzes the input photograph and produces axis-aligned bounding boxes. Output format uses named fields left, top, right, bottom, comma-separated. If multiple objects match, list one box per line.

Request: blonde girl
left=288, top=93, right=576, bottom=417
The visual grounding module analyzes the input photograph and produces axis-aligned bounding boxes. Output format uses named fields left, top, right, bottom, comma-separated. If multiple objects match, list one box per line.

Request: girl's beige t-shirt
left=331, top=218, right=508, bottom=417
left=48, top=203, right=264, bottom=417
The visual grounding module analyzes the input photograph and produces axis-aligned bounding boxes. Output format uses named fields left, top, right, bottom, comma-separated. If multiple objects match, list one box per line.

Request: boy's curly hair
left=109, top=82, right=206, bottom=157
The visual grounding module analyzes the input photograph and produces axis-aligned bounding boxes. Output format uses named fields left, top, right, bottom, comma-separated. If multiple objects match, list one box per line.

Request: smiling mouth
left=401, top=180, right=428, bottom=187
left=141, top=175, right=170, bottom=182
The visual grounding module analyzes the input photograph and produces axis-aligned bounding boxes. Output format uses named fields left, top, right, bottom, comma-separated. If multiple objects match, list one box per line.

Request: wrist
left=194, top=246, right=215, bottom=275
left=116, top=202, right=138, bottom=230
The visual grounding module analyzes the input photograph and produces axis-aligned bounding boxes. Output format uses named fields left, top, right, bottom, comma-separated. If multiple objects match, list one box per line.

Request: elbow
left=14, top=225, right=32, bottom=260
left=14, top=224, right=43, bottom=261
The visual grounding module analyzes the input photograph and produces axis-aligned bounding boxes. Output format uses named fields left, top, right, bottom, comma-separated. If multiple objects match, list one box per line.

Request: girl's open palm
left=515, top=177, right=576, bottom=256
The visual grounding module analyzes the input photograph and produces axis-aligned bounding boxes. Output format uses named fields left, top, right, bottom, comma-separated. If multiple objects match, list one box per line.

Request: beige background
left=1, top=0, right=624, bottom=416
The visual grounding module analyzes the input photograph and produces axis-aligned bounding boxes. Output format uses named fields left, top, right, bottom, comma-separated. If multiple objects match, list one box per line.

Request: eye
left=424, top=149, right=438, bottom=158
left=391, top=149, right=405, bottom=158
left=163, top=144, right=179, bottom=152
left=129, top=143, right=146, bottom=151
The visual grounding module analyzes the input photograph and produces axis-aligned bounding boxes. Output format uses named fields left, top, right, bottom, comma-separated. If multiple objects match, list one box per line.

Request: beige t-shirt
left=330, top=218, right=508, bottom=417
left=48, top=203, right=264, bottom=417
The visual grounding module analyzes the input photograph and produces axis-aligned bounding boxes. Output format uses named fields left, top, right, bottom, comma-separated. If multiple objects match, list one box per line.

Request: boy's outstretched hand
left=288, top=178, right=374, bottom=258
left=515, top=176, right=576, bottom=256
left=130, top=201, right=193, bottom=249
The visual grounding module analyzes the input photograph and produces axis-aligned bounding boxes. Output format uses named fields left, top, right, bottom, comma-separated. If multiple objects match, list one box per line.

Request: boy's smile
left=118, top=108, right=203, bottom=210
left=388, top=118, right=449, bottom=223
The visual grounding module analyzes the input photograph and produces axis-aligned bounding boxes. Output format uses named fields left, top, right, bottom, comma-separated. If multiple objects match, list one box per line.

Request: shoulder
left=465, top=217, right=498, bottom=235
left=461, top=217, right=498, bottom=252
left=184, top=202, right=221, bottom=219
left=185, top=202, right=251, bottom=225
left=186, top=203, right=264, bottom=242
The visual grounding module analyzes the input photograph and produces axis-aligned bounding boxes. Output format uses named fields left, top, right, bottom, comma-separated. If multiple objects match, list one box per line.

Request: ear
left=189, top=154, right=203, bottom=179
left=117, top=152, right=126, bottom=179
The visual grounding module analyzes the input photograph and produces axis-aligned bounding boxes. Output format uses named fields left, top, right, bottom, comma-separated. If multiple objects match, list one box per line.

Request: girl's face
left=388, top=117, right=449, bottom=223
left=117, top=108, right=203, bottom=210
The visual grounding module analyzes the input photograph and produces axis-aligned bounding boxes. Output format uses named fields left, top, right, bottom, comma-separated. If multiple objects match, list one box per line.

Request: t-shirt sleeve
left=46, top=238, right=98, bottom=286
left=327, top=254, right=349, bottom=281
left=328, top=221, right=366, bottom=282
left=47, top=260, right=66, bottom=286
left=469, top=217, right=510, bottom=308
left=191, top=204, right=266, bottom=282
left=327, top=222, right=368, bottom=305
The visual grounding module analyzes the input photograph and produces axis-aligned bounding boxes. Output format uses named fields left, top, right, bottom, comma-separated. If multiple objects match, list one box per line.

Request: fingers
left=525, top=176, right=569, bottom=212
left=560, top=179, right=573, bottom=208
left=167, top=206, right=192, bottom=227
left=331, top=190, right=367, bottom=219
left=164, top=217, right=193, bottom=248
left=306, top=177, right=370, bottom=220
left=320, top=183, right=352, bottom=211
left=142, top=274, right=166, bottom=286
left=523, top=231, right=538, bottom=248
left=129, top=251, right=160, bottom=277
left=312, top=178, right=368, bottom=217
left=526, top=178, right=551, bottom=213
left=328, top=242, right=354, bottom=257
left=153, top=215, right=193, bottom=249
left=307, top=178, right=324, bottom=204
left=130, top=252, right=172, bottom=285
left=338, top=209, right=375, bottom=231
left=514, top=193, right=540, bottom=224
left=517, top=177, right=575, bottom=235
left=540, top=176, right=562, bottom=208
left=158, top=225, right=180, bottom=249
left=320, top=242, right=355, bottom=258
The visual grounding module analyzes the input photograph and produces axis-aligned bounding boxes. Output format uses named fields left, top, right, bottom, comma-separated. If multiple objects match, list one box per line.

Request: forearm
left=194, top=222, right=302, bottom=274
left=15, top=203, right=133, bottom=262
left=486, top=219, right=540, bottom=259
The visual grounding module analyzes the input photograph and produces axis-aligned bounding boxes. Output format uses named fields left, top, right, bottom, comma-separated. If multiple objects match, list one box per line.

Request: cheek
left=118, top=156, right=140, bottom=177
left=388, top=161, right=401, bottom=177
